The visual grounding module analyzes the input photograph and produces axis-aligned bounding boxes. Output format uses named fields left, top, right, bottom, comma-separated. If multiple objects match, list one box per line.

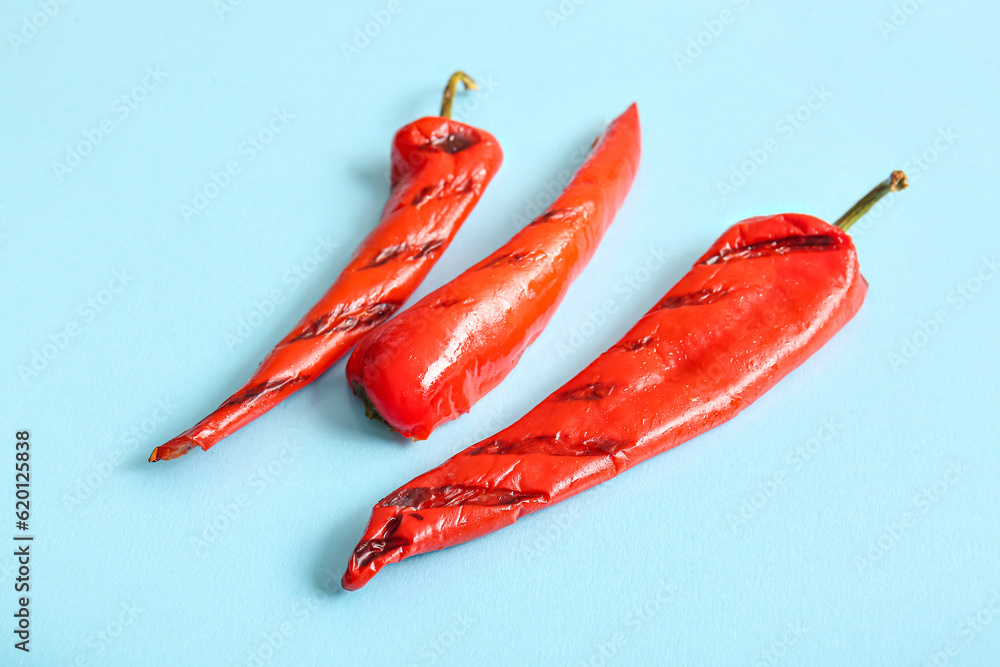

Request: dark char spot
left=656, top=288, right=732, bottom=309
left=288, top=300, right=400, bottom=342
left=433, top=296, right=469, bottom=309
left=351, top=515, right=407, bottom=569
left=379, top=485, right=545, bottom=510
left=411, top=177, right=475, bottom=207
left=431, top=131, right=479, bottom=154
left=219, top=376, right=307, bottom=410
left=363, top=239, right=447, bottom=269
left=410, top=185, right=438, bottom=206
left=701, top=234, right=841, bottom=265
left=468, top=435, right=631, bottom=457
left=529, top=208, right=573, bottom=226
left=613, top=335, right=654, bottom=352
left=479, top=251, right=538, bottom=270
left=558, top=382, right=616, bottom=401
left=414, top=238, right=445, bottom=259
left=365, top=243, right=408, bottom=269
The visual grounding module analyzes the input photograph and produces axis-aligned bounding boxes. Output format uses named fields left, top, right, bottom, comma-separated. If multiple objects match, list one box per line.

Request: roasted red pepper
left=346, top=104, right=641, bottom=440
left=341, top=171, right=908, bottom=590
left=150, top=72, right=503, bottom=462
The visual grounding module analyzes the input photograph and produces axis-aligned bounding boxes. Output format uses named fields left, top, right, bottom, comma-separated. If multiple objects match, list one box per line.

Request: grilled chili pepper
left=342, top=171, right=908, bottom=590
left=149, top=72, right=503, bottom=462
left=346, top=103, right=641, bottom=440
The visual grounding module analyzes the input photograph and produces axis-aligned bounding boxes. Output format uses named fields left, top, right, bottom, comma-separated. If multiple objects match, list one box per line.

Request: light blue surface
left=3, top=0, right=999, bottom=664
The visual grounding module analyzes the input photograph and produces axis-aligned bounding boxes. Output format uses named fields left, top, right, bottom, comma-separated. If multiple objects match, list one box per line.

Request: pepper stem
left=440, top=71, right=477, bottom=119
left=834, top=170, right=909, bottom=232
left=351, top=382, right=397, bottom=434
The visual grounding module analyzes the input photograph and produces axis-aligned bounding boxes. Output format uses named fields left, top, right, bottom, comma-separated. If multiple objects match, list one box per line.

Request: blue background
left=2, top=0, right=998, bottom=664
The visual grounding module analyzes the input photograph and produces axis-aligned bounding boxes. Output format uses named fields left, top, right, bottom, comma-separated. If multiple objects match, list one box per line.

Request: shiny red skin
left=342, top=213, right=868, bottom=589
left=149, top=118, right=502, bottom=461
left=346, top=104, right=641, bottom=440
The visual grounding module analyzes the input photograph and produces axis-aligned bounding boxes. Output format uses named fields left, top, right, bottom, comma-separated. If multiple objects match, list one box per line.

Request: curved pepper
left=342, top=172, right=908, bottom=589
left=150, top=73, right=503, bottom=462
left=346, top=103, right=641, bottom=440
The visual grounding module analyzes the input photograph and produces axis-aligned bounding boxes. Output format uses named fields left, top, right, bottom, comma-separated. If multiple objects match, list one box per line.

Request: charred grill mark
left=380, top=485, right=545, bottom=510
left=328, top=301, right=398, bottom=333
left=529, top=207, right=573, bottom=226
left=410, top=184, right=439, bottom=206
left=468, top=435, right=631, bottom=457
left=431, top=131, right=479, bottom=154
left=478, top=251, right=539, bottom=270
left=365, top=243, right=409, bottom=268
left=411, top=176, right=475, bottom=207
left=656, top=288, right=732, bottom=310
left=352, top=515, right=407, bottom=568
left=558, top=382, right=616, bottom=401
left=289, top=300, right=400, bottom=342
left=701, top=234, right=841, bottom=265
left=219, top=376, right=307, bottom=409
left=468, top=437, right=545, bottom=456
left=432, top=296, right=472, bottom=309
left=414, top=238, right=446, bottom=259
left=614, top=335, right=654, bottom=352
left=363, top=238, right=447, bottom=269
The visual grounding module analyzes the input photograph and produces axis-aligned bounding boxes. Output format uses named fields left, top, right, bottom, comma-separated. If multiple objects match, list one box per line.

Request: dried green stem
left=834, top=170, right=909, bottom=232
left=440, top=71, right=477, bottom=119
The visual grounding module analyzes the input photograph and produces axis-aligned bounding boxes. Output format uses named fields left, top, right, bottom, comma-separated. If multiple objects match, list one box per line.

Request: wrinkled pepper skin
left=150, top=118, right=502, bottom=461
left=346, top=104, right=641, bottom=440
left=343, top=213, right=867, bottom=589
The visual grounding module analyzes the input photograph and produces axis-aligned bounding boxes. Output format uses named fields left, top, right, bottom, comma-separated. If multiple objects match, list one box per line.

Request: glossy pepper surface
left=342, top=172, right=907, bottom=590
left=346, top=103, right=641, bottom=440
left=150, top=73, right=502, bottom=462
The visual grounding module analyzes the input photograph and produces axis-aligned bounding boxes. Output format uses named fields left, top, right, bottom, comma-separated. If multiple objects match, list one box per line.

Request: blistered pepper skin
left=346, top=104, right=641, bottom=440
left=343, top=213, right=867, bottom=590
left=149, top=118, right=502, bottom=461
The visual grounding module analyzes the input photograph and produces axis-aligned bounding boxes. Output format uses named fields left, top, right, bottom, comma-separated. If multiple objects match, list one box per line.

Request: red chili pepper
left=149, top=72, right=503, bottom=462
left=346, top=104, right=641, bottom=440
left=341, top=171, right=908, bottom=590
